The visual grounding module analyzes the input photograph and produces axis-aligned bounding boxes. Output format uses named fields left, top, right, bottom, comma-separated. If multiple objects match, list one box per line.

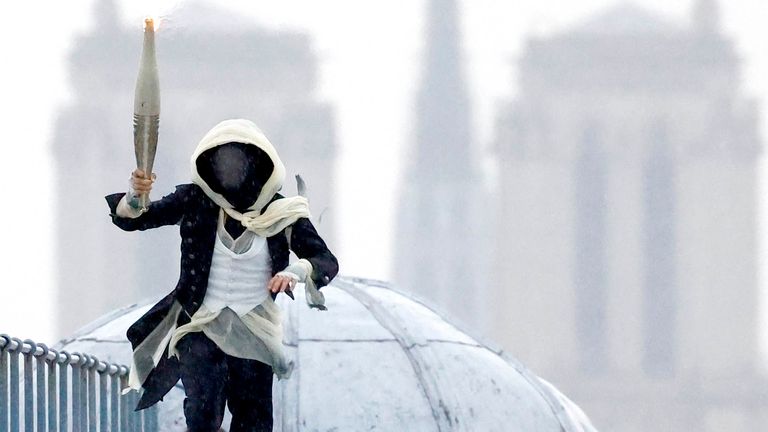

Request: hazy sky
left=1, top=0, right=767, bottom=345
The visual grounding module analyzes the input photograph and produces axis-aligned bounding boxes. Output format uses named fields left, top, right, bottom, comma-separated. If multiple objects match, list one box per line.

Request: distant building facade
left=54, top=0, right=337, bottom=337
left=394, top=0, right=491, bottom=334
left=492, top=1, right=767, bottom=430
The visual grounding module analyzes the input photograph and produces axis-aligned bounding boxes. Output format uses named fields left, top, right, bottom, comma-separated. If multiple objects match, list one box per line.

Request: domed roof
left=57, top=277, right=596, bottom=431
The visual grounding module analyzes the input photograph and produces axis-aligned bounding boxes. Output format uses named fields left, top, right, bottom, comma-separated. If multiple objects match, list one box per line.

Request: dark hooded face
left=197, top=142, right=274, bottom=211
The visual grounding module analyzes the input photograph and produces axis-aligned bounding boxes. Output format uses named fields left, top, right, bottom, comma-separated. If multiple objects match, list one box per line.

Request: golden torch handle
left=133, top=18, right=161, bottom=211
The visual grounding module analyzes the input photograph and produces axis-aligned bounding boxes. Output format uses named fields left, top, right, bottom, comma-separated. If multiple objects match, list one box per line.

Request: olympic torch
left=132, top=18, right=161, bottom=211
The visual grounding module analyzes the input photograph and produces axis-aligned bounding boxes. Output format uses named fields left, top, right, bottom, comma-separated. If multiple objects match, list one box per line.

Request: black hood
left=195, top=142, right=274, bottom=212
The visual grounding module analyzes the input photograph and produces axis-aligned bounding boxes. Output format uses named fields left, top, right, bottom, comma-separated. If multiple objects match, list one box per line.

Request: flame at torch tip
left=143, top=16, right=162, bottom=31
left=135, top=0, right=184, bottom=31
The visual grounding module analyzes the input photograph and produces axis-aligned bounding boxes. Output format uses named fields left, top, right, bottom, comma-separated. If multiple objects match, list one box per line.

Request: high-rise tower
left=692, top=0, right=721, bottom=34
left=394, top=0, right=489, bottom=332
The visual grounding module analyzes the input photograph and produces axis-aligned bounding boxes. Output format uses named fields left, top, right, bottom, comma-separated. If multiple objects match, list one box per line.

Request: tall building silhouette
left=491, top=1, right=766, bottom=430
left=394, top=0, right=490, bottom=333
left=53, top=0, right=337, bottom=337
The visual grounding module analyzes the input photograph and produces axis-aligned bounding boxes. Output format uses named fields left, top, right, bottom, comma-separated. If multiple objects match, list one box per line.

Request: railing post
left=87, top=355, right=97, bottom=432
left=119, top=376, right=129, bottom=432
left=35, top=343, right=48, bottom=432
left=23, top=339, right=35, bottom=432
left=139, top=406, right=146, bottom=432
left=71, top=355, right=80, bottom=432
left=99, top=366, right=108, bottom=432
left=145, top=404, right=158, bottom=432
left=109, top=370, right=119, bottom=432
left=9, top=338, right=22, bottom=432
left=128, top=391, right=138, bottom=432
left=78, top=355, right=88, bottom=432
left=109, top=367, right=120, bottom=432
left=58, top=352, right=70, bottom=432
left=47, top=349, right=58, bottom=432
left=1, top=335, right=9, bottom=432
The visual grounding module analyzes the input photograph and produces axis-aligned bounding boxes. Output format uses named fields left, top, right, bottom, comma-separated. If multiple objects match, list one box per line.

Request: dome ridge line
left=278, top=281, right=301, bottom=431
left=342, top=277, right=503, bottom=353
left=334, top=278, right=458, bottom=431
left=56, top=301, right=149, bottom=348
left=335, top=276, right=590, bottom=432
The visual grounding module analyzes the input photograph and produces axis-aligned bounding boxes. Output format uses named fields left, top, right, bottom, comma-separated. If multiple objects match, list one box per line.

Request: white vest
left=202, top=231, right=272, bottom=316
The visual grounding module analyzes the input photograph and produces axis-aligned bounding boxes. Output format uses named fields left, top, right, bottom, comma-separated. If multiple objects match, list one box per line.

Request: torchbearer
left=130, top=17, right=161, bottom=211
left=106, top=119, right=338, bottom=431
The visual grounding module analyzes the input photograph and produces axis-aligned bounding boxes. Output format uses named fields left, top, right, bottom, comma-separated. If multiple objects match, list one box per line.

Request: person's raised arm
left=105, top=169, right=189, bottom=231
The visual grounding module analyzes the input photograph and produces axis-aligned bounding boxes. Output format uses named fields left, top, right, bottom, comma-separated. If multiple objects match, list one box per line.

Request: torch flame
left=143, top=16, right=162, bottom=31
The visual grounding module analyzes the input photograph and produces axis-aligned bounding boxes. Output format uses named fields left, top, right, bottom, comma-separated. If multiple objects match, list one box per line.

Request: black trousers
left=176, top=332, right=274, bottom=432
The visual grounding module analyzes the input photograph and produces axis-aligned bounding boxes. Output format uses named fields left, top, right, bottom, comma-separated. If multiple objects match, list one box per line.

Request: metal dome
left=57, top=277, right=597, bottom=431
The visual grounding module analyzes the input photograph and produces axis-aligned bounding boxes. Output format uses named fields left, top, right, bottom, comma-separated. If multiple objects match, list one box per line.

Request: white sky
left=1, top=0, right=767, bottom=351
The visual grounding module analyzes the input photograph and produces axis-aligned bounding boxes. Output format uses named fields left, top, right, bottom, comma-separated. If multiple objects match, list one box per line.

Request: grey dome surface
left=57, top=276, right=596, bottom=431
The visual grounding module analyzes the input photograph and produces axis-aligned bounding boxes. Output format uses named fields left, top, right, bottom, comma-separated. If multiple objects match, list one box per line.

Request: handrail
left=0, top=336, right=129, bottom=376
left=0, top=334, right=157, bottom=431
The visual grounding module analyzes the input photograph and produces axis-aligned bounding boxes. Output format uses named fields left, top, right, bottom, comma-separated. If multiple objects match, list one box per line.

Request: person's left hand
left=268, top=274, right=297, bottom=294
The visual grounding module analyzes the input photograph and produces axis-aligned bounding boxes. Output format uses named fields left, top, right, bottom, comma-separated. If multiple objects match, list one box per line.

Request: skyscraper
left=394, top=0, right=490, bottom=333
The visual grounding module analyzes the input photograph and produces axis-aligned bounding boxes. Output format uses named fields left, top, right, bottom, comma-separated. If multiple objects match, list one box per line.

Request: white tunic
left=165, top=210, right=293, bottom=378
left=202, top=232, right=272, bottom=316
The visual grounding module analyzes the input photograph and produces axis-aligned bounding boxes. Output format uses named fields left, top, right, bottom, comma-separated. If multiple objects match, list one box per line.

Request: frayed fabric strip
left=126, top=301, right=183, bottom=392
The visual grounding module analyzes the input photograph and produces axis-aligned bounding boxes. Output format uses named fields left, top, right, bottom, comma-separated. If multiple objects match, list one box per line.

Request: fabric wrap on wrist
left=116, top=194, right=145, bottom=218
left=278, top=259, right=326, bottom=310
left=276, top=259, right=311, bottom=282
left=128, top=180, right=143, bottom=208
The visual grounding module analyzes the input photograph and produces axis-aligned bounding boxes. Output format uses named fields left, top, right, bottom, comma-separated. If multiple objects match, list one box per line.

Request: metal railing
left=0, top=334, right=157, bottom=432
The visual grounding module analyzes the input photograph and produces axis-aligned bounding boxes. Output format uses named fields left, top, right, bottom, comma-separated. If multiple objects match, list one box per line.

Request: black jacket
left=105, top=183, right=338, bottom=409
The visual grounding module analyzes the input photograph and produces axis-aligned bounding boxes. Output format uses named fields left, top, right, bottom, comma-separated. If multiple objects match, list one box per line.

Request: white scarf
left=223, top=195, right=310, bottom=237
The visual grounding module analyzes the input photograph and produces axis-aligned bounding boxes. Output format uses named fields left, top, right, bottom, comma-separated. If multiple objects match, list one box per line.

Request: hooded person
left=105, top=119, right=338, bottom=431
